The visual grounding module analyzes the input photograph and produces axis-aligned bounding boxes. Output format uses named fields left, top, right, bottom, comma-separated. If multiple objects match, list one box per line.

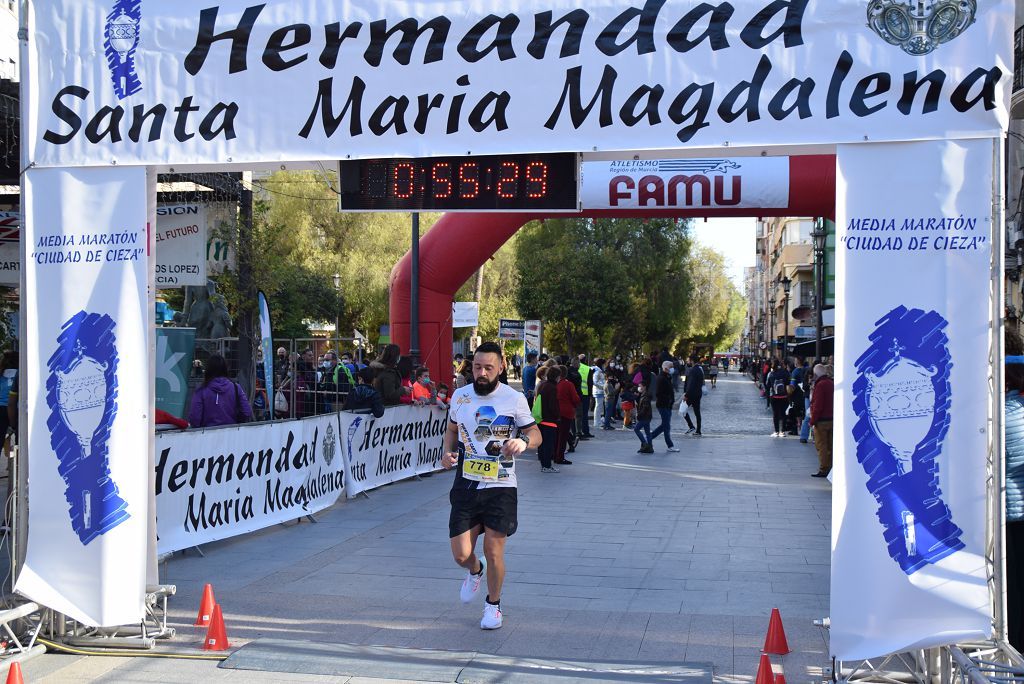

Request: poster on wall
left=0, top=213, right=19, bottom=287
left=155, top=327, right=195, bottom=419
left=580, top=157, right=789, bottom=210
left=155, top=414, right=344, bottom=554
left=831, top=139, right=993, bottom=659
left=155, top=204, right=207, bottom=287
left=341, top=405, right=447, bottom=497
left=26, top=0, right=1012, bottom=168
left=16, top=167, right=150, bottom=627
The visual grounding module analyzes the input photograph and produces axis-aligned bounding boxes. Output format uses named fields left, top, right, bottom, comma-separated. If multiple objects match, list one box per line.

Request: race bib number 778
left=462, top=457, right=499, bottom=482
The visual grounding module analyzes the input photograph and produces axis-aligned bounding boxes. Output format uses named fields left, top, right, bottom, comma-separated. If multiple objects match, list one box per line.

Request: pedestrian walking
left=441, top=343, right=540, bottom=630
left=767, top=362, right=791, bottom=437
left=522, top=352, right=538, bottom=408
left=648, top=361, right=680, bottom=452
left=535, top=366, right=562, bottom=473
left=633, top=380, right=654, bottom=453
left=809, top=364, right=833, bottom=476
left=682, top=355, right=705, bottom=435
left=591, top=358, right=606, bottom=428
left=555, top=365, right=580, bottom=464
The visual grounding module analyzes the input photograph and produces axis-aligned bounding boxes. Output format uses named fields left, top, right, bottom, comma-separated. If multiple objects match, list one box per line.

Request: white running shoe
left=460, top=559, right=485, bottom=603
left=541, top=466, right=560, bottom=473
left=481, top=602, right=503, bottom=630
left=667, top=447, right=680, bottom=453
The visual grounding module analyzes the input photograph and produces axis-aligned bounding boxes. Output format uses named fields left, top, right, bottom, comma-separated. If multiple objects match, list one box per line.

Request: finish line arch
left=19, top=0, right=1011, bottom=666
left=389, top=154, right=837, bottom=379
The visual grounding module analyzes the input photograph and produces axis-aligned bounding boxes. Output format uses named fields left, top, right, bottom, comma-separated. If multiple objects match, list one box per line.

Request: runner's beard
left=473, top=376, right=499, bottom=395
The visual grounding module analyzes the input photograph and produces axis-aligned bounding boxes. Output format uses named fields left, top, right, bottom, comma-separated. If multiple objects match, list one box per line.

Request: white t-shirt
left=448, top=382, right=535, bottom=490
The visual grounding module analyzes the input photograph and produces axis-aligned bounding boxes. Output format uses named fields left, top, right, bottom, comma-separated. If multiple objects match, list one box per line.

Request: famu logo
left=104, top=0, right=143, bottom=99
left=866, top=0, right=976, bottom=56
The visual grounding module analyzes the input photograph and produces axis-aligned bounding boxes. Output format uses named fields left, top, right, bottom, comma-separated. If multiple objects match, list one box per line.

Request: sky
left=690, top=217, right=757, bottom=289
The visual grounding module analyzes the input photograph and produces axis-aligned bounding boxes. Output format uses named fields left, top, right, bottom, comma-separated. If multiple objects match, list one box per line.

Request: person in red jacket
left=555, top=365, right=580, bottom=465
left=809, top=364, right=834, bottom=477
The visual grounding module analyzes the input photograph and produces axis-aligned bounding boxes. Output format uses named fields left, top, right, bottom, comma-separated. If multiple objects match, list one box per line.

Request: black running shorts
left=448, top=487, right=518, bottom=538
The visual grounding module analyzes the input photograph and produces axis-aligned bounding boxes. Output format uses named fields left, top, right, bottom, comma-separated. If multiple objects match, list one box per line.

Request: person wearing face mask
left=411, top=366, right=436, bottom=405
left=318, top=351, right=340, bottom=412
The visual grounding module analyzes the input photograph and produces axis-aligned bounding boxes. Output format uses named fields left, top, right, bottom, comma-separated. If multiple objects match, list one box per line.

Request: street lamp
left=768, top=296, right=776, bottom=359
left=332, top=273, right=341, bottom=348
left=780, top=275, right=791, bottom=363
left=811, top=220, right=827, bottom=363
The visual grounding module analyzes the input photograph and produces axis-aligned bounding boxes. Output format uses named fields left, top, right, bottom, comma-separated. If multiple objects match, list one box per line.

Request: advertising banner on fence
left=155, top=204, right=207, bottom=288
left=581, top=157, right=789, bottom=210
left=831, top=139, right=993, bottom=659
left=155, top=327, right=196, bottom=419
left=26, top=0, right=1012, bottom=168
left=155, top=414, right=344, bottom=554
left=0, top=212, right=19, bottom=287
left=341, top=405, right=447, bottom=497
left=17, top=166, right=150, bottom=627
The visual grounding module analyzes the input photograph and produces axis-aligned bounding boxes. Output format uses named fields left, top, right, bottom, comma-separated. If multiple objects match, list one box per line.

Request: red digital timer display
left=339, top=153, right=578, bottom=212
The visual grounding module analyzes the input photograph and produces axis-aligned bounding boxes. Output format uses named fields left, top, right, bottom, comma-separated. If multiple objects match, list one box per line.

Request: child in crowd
left=343, top=367, right=385, bottom=418
left=411, top=366, right=436, bottom=405
left=620, top=383, right=637, bottom=429
left=633, top=381, right=654, bottom=453
left=436, top=383, right=450, bottom=407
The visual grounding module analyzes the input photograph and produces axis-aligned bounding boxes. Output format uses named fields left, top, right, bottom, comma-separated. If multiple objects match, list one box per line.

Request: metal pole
left=783, top=293, right=789, bottom=362
left=816, top=222, right=825, bottom=363
left=409, top=213, right=420, bottom=367
left=991, top=135, right=1008, bottom=645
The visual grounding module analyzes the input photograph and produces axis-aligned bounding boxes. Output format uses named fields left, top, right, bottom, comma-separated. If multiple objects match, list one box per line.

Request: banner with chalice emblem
left=16, top=167, right=150, bottom=627
left=832, top=139, right=993, bottom=659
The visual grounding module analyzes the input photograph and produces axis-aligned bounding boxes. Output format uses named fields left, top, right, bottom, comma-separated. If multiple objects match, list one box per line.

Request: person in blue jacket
left=1005, top=329, right=1024, bottom=650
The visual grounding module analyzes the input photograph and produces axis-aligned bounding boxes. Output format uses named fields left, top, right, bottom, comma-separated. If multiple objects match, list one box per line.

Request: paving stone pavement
left=25, top=374, right=832, bottom=683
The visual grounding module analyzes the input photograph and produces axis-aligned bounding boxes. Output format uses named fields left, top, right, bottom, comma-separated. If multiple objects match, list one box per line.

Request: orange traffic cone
left=194, top=583, right=215, bottom=627
left=763, top=608, right=791, bottom=655
left=775, top=674, right=787, bottom=684
left=755, top=654, right=775, bottom=684
left=5, top=662, right=22, bottom=684
left=203, top=604, right=230, bottom=651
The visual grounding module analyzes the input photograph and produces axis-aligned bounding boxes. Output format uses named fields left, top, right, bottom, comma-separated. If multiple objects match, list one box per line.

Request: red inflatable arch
left=390, top=154, right=836, bottom=377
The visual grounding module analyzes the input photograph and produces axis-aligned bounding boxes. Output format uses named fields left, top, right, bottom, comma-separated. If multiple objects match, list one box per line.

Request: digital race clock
left=338, top=153, right=579, bottom=212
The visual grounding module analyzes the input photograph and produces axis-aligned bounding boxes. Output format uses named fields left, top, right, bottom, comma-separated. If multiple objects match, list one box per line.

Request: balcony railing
left=1015, top=26, right=1024, bottom=93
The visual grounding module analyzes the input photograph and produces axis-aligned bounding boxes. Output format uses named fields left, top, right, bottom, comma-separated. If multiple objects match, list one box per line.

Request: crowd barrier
left=154, top=403, right=447, bottom=555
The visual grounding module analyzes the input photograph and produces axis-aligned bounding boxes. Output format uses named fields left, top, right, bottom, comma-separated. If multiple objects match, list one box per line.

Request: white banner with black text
left=155, top=204, right=207, bottom=288
left=155, top=414, right=344, bottom=555
left=26, top=0, right=1012, bottom=168
left=341, top=405, right=447, bottom=497
left=16, top=167, right=150, bottom=627
left=831, top=139, right=993, bottom=659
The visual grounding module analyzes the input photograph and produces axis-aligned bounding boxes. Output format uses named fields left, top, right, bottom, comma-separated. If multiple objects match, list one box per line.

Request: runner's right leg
left=451, top=524, right=483, bottom=574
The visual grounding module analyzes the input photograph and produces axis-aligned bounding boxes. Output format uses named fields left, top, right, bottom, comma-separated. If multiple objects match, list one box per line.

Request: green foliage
left=514, top=218, right=633, bottom=353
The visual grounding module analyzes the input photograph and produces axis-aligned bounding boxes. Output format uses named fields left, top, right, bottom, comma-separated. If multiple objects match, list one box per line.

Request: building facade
left=1006, top=2, right=1024, bottom=328
left=747, top=217, right=834, bottom=362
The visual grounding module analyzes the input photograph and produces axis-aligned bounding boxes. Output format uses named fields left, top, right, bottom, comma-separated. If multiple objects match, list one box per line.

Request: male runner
left=442, top=342, right=539, bottom=630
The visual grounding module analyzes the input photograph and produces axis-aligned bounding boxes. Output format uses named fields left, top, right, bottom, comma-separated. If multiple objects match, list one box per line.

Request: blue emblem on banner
left=46, top=312, right=128, bottom=545
left=104, top=0, right=142, bottom=100
left=852, top=306, right=964, bottom=574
